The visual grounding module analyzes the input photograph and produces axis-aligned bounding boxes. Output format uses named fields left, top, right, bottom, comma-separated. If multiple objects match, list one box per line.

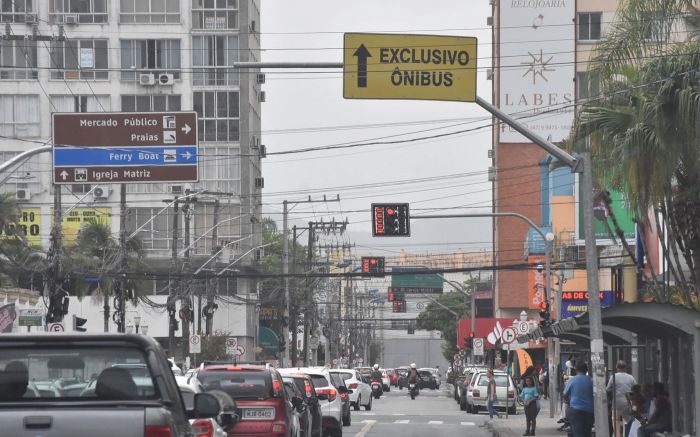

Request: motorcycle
left=409, top=382, right=419, bottom=400
left=371, top=380, right=383, bottom=399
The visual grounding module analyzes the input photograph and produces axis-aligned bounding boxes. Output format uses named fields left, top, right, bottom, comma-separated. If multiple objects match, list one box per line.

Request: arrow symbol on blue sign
left=182, top=151, right=193, bottom=160
left=353, top=44, right=371, bottom=88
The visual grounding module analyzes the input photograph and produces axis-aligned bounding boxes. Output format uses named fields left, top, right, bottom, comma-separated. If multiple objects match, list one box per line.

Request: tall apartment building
left=0, top=0, right=263, bottom=357
left=490, top=0, right=633, bottom=320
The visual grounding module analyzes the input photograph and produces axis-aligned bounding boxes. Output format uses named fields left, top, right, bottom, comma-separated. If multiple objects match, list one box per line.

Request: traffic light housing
left=361, top=256, right=385, bottom=276
left=539, top=302, right=551, bottom=328
left=371, top=203, right=410, bottom=237
left=388, top=287, right=404, bottom=302
left=72, top=314, right=87, bottom=332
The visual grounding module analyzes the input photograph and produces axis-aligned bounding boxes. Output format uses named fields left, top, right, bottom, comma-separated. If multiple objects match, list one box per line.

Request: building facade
left=0, top=0, right=263, bottom=359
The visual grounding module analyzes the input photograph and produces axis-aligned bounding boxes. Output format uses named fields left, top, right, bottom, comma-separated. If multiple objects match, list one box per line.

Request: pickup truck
left=0, top=333, right=220, bottom=437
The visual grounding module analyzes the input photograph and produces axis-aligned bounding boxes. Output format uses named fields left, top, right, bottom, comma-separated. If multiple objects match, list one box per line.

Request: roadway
left=343, top=385, right=492, bottom=437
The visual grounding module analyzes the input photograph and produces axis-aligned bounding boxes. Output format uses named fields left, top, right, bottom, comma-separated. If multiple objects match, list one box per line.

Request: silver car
left=466, top=370, right=517, bottom=415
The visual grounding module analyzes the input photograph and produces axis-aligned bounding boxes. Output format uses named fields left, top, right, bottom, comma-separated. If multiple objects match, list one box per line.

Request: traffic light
left=388, top=287, right=404, bottom=302
left=361, top=256, right=385, bottom=276
left=72, top=314, right=87, bottom=332
left=539, top=301, right=551, bottom=328
left=371, top=203, right=410, bottom=237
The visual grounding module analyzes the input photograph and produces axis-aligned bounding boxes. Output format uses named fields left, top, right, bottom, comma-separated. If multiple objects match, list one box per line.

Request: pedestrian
left=627, top=385, right=646, bottom=437
left=486, top=369, right=502, bottom=420
left=565, top=354, right=576, bottom=376
left=637, top=382, right=672, bottom=437
left=606, top=360, right=637, bottom=437
left=539, top=360, right=549, bottom=400
left=520, top=375, right=540, bottom=436
left=563, top=361, right=594, bottom=437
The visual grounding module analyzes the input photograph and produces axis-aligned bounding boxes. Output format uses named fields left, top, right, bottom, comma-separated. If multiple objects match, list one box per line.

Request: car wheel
left=508, top=405, right=517, bottom=415
left=354, top=396, right=361, bottom=411
left=364, top=395, right=372, bottom=411
left=343, top=412, right=351, bottom=427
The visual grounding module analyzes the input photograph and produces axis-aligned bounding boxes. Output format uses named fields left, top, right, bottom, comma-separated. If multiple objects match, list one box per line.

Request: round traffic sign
left=49, top=322, right=64, bottom=332
left=226, top=337, right=237, bottom=348
left=189, top=335, right=200, bottom=345
left=233, top=345, right=246, bottom=357
left=517, top=321, right=530, bottom=335
left=501, top=327, right=517, bottom=344
left=473, top=338, right=484, bottom=349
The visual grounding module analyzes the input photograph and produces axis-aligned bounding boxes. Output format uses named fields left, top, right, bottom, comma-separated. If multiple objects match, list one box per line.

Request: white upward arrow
left=182, top=151, right=193, bottom=160
left=60, top=170, right=69, bottom=180
left=181, top=124, right=191, bottom=134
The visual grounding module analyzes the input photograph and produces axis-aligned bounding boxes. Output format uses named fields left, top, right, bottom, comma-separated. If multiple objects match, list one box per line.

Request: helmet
left=373, top=364, right=379, bottom=370
left=410, top=363, right=417, bottom=369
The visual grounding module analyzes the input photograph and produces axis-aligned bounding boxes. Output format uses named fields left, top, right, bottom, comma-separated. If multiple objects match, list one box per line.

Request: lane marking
left=428, top=421, right=443, bottom=425
left=391, top=413, right=406, bottom=416
left=461, top=422, right=476, bottom=426
left=394, top=420, right=410, bottom=424
left=354, top=419, right=377, bottom=437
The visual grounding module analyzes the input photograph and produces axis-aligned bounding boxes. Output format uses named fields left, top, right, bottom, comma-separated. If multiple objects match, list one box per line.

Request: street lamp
left=134, top=315, right=141, bottom=334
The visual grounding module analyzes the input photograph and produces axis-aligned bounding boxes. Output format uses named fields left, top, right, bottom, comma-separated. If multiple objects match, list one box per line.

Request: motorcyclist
left=370, top=364, right=383, bottom=382
left=407, top=363, right=419, bottom=385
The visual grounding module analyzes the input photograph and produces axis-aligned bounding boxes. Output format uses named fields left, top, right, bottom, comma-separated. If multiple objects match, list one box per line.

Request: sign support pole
left=117, top=183, right=127, bottom=333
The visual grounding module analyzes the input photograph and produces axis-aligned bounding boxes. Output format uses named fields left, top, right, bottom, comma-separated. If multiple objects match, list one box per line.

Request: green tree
left=571, top=0, right=700, bottom=306
left=0, top=193, right=45, bottom=288
left=415, top=289, right=471, bottom=363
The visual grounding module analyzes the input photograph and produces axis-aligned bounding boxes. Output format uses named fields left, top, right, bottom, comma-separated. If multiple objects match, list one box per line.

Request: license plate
left=241, top=408, right=275, bottom=420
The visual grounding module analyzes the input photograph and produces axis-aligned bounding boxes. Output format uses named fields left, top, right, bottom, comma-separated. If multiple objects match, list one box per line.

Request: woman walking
left=520, top=376, right=540, bottom=436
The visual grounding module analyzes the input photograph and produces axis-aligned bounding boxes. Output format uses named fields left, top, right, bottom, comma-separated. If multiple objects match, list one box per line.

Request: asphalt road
left=342, top=386, right=493, bottom=437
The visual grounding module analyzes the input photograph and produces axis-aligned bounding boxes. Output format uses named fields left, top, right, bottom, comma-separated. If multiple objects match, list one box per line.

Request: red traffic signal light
left=539, top=301, right=548, bottom=310
left=371, top=203, right=410, bottom=237
left=361, top=256, right=385, bottom=275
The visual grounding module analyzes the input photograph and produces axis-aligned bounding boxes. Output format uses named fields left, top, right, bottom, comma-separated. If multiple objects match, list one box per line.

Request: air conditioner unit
left=139, top=73, right=156, bottom=86
left=158, top=73, right=174, bottom=85
left=259, top=144, right=267, bottom=158
left=64, top=14, right=78, bottom=25
left=170, top=185, right=184, bottom=194
left=487, top=166, right=496, bottom=181
left=486, top=16, right=493, bottom=26
left=258, top=91, right=266, bottom=102
left=249, top=20, right=256, bottom=32
left=486, top=68, right=494, bottom=80
left=16, top=189, right=31, bottom=201
left=255, top=177, right=264, bottom=189
left=93, top=185, right=111, bottom=199
left=256, top=73, right=265, bottom=84
left=24, top=14, right=38, bottom=24
left=487, top=149, right=493, bottom=159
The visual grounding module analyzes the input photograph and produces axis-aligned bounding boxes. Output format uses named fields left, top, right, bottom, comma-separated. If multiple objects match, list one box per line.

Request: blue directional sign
left=53, top=146, right=198, bottom=166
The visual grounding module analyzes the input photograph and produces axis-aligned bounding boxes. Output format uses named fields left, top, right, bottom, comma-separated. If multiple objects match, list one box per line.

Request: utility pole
left=116, top=184, right=128, bottom=333
left=551, top=268, right=565, bottom=416
left=181, top=191, right=195, bottom=344
left=281, top=195, right=340, bottom=366
left=168, top=197, right=180, bottom=356
left=46, top=186, right=64, bottom=324
left=304, top=221, right=314, bottom=366
left=204, top=199, right=220, bottom=336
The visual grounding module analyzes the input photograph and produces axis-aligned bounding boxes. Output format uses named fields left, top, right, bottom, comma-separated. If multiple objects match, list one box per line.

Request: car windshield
left=283, top=376, right=306, bottom=396
left=329, top=372, right=346, bottom=388
left=477, top=374, right=510, bottom=387
left=198, top=370, right=271, bottom=400
left=0, top=346, right=156, bottom=402
left=332, top=372, right=353, bottom=383
left=309, top=374, right=329, bottom=389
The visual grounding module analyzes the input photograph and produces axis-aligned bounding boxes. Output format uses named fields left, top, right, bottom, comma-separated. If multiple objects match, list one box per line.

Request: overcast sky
left=260, top=1, right=493, bottom=258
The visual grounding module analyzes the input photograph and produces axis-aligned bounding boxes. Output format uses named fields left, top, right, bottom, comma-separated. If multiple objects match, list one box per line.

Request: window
left=192, top=0, right=238, bottom=29
left=198, top=146, right=240, bottom=193
left=71, top=184, right=92, bottom=193
left=1, top=0, right=35, bottom=23
left=194, top=91, right=239, bottom=142
left=49, top=0, right=107, bottom=24
left=577, top=12, right=601, bottom=41
left=50, top=39, right=108, bottom=80
left=120, top=0, right=180, bottom=23
left=50, top=95, right=109, bottom=112
left=0, top=95, right=40, bottom=137
left=576, top=72, right=600, bottom=100
left=192, top=35, right=239, bottom=86
left=0, top=40, right=37, bottom=80
left=120, top=40, right=181, bottom=81
left=126, top=207, right=182, bottom=250
left=121, top=95, right=181, bottom=112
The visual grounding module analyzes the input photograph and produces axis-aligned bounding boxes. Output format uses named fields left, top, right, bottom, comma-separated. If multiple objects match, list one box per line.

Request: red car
left=385, top=369, right=398, bottom=387
left=196, top=363, right=299, bottom=437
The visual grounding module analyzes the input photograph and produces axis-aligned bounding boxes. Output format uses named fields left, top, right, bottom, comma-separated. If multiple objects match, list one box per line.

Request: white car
left=330, top=369, right=372, bottom=411
left=175, top=375, right=227, bottom=437
left=466, top=370, right=517, bottom=415
left=279, top=367, right=344, bottom=437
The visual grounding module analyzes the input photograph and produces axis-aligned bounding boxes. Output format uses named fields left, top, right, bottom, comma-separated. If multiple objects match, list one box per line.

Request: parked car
left=417, top=369, right=437, bottom=390
left=197, top=363, right=300, bottom=437
left=0, top=333, right=219, bottom=437
left=328, top=372, right=352, bottom=427
left=282, top=380, right=305, bottom=437
left=280, top=367, right=345, bottom=437
left=459, top=367, right=486, bottom=411
left=282, top=374, right=323, bottom=437
left=467, top=370, right=517, bottom=415
left=175, top=375, right=228, bottom=437
left=330, top=369, right=372, bottom=411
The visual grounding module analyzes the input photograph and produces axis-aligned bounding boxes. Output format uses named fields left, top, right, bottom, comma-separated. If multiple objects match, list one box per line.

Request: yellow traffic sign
left=343, top=33, right=477, bottom=102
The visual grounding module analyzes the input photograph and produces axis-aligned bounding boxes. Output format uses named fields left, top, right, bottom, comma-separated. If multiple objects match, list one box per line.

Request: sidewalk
left=484, top=401, right=566, bottom=437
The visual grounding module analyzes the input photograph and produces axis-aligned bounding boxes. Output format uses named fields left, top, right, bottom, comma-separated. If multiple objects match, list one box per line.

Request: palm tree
left=0, top=192, right=17, bottom=230
left=571, top=0, right=700, bottom=305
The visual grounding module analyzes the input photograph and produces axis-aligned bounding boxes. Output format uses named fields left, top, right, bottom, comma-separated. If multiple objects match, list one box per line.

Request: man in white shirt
left=607, top=360, right=637, bottom=437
